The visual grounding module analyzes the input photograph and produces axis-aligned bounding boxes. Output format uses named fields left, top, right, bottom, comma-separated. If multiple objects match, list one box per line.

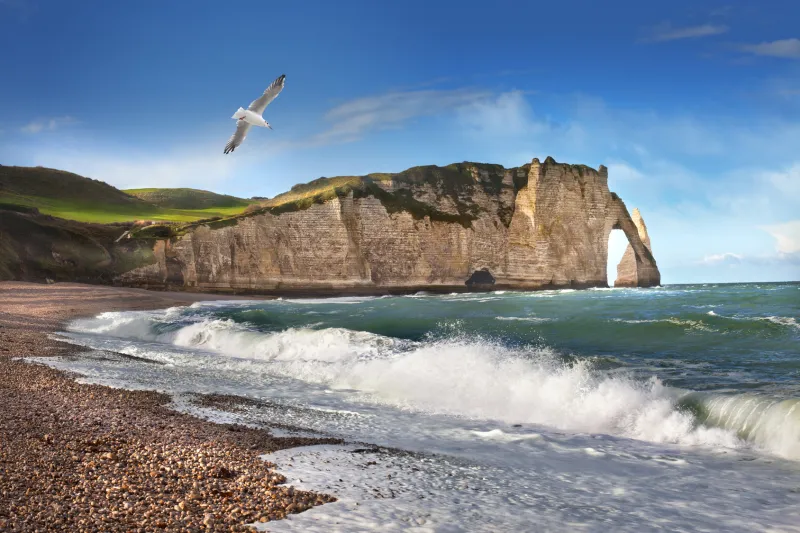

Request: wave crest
left=66, top=310, right=799, bottom=460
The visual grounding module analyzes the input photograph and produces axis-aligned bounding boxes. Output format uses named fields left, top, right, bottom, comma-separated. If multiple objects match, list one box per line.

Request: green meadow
left=0, top=166, right=259, bottom=224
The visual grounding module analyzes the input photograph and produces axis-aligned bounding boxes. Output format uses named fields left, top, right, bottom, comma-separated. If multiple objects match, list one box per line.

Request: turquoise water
left=40, top=282, right=800, bottom=532
left=214, top=283, right=800, bottom=395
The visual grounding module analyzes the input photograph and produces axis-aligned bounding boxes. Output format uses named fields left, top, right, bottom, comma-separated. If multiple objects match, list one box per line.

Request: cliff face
left=117, top=157, right=660, bottom=294
left=614, top=208, right=659, bottom=288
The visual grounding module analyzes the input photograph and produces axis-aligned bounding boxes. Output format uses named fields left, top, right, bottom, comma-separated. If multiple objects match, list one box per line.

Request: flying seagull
left=224, top=74, right=285, bottom=154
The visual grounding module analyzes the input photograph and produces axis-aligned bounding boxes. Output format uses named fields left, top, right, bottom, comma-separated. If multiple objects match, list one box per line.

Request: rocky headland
left=1, top=157, right=660, bottom=293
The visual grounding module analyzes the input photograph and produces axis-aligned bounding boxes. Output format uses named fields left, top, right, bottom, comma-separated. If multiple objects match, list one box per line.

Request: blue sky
left=1, top=0, right=798, bottom=284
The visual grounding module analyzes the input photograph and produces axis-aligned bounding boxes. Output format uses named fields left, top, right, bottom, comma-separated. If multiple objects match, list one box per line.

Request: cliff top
left=264, top=162, right=511, bottom=210
left=1, top=157, right=607, bottom=236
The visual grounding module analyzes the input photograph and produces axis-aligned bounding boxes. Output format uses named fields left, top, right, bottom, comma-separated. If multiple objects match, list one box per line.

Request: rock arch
left=607, top=197, right=660, bottom=287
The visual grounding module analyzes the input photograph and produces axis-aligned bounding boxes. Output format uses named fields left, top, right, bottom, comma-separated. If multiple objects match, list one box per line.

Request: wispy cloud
left=456, top=90, right=546, bottom=137
left=696, top=250, right=800, bottom=270
left=316, top=88, right=492, bottom=144
left=606, top=161, right=645, bottom=181
left=740, top=38, right=800, bottom=59
left=762, top=220, right=800, bottom=254
left=642, top=22, right=728, bottom=43
left=21, top=116, right=76, bottom=134
left=698, top=252, right=743, bottom=265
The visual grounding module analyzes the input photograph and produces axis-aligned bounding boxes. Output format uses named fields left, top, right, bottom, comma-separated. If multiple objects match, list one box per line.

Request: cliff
left=614, top=208, right=659, bottom=288
left=115, top=157, right=661, bottom=294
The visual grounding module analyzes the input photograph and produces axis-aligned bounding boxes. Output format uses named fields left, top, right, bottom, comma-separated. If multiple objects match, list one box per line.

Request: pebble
left=0, top=283, right=341, bottom=532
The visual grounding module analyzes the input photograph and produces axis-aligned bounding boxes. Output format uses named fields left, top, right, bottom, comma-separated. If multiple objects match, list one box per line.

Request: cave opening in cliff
left=607, top=229, right=628, bottom=286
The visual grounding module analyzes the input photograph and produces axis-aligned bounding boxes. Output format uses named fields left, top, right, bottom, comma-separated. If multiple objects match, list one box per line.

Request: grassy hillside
left=0, top=208, right=155, bottom=282
left=0, top=166, right=257, bottom=223
left=124, top=188, right=254, bottom=210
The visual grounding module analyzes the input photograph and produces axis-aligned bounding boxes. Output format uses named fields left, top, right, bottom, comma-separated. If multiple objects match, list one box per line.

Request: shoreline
left=0, top=281, right=343, bottom=532
left=110, top=280, right=619, bottom=297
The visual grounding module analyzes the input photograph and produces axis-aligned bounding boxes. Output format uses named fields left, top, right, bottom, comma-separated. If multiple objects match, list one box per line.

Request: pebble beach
left=0, top=282, right=339, bottom=532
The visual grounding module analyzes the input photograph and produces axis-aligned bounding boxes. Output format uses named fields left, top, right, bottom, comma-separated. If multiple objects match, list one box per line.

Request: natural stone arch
left=606, top=228, right=628, bottom=286
left=606, top=196, right=660, bottom=287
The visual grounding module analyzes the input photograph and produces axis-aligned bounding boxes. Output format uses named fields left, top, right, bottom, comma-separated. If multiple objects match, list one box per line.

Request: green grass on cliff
left=263, top=174, right=392, bottom=209
left=123, top=188, right=255, bottom=210
left=259, top=163, right=511, bottom=228
left=0, top=166, right=257, bottom=224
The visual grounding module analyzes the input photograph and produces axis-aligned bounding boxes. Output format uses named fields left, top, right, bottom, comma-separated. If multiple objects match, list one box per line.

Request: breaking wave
left=66, top=310, right=800, bottom=460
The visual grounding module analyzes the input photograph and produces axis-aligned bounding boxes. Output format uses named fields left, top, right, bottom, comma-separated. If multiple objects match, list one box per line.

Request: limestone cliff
left=116, top=157, right=660, bottom=294
left=614, top=208, right=659, bottom=288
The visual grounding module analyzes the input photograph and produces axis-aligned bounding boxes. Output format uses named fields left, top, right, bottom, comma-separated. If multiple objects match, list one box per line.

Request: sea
left=32, top=282, right=800, bottom=532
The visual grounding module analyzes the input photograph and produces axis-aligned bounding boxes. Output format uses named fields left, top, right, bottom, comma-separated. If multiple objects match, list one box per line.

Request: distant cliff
left=115, top=157, right=660, bottom=294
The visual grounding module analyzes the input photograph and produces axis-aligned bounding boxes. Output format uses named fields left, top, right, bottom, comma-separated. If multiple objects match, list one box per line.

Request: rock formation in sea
left=614, top=207, right=658, bottom=288
left=117, top=157, right=661, bottom=293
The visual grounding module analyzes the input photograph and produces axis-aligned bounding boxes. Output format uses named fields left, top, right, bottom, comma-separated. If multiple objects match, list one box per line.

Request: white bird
left=224, top=74, right=285, bottom=154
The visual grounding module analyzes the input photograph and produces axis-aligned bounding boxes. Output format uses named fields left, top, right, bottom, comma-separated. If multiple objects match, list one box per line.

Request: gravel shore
left=0, top=282, right=341, bottom=532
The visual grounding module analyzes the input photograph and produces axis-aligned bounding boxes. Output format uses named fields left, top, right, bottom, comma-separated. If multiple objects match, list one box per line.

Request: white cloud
left=606, top=161, right=645, bottom=182
left=698, top=252, right=743, bottom=265
left=761, top=220, right=800, bottom=254
left=643, top=22, right=728, bottom=43
left=21, top=116, right=76, bottom=134
left=740, top=38, right=800, bottom=59
left=313, top=88, right=492, bottom=144
left=456, top=90, right=545, bottom=137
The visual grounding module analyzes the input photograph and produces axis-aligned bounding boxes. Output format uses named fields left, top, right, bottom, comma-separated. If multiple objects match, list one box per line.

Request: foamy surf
left=495, top=316, right=552, bottom=322
left=42, top=283, right=800, bottom=532
left=62, top=307, right=800, bottom=459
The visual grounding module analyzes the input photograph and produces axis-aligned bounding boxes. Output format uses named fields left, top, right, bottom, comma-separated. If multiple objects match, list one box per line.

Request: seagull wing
left=247, top=74, right=286, bottom=115
left=224, top=120, right=252, bottom=154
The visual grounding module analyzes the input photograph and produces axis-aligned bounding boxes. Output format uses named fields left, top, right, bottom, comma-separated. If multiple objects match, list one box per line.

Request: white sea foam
left=495, top=316, right=552, bottom=323
left=67, top=313, right=749, bottom=452
left=760, top=315, right=800, bottom=330
left=612, top=317, right=716, bottom=331
left=281, top=296, right=377, bottom=305
left=693, top=312, right=799, bottom=331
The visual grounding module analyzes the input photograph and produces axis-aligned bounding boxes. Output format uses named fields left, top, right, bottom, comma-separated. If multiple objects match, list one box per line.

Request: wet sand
left=0, top=282, right=341, bottom=532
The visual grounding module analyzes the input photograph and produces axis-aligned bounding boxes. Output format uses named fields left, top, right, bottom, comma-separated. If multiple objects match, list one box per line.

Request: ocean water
left=34, top=283, right=800, bottom=532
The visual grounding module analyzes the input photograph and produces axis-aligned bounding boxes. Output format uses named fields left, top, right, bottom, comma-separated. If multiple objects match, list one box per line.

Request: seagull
left=224, top=74, right=285, bottom=154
